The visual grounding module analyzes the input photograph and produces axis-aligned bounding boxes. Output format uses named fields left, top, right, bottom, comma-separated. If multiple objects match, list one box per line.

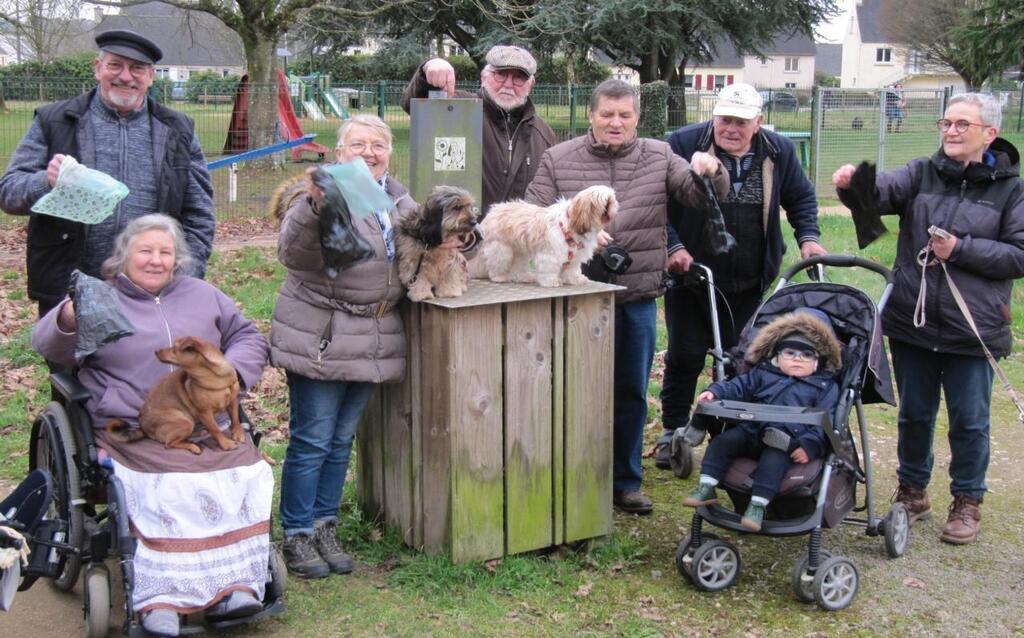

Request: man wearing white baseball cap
left=653, top=82, right=827, bottom=469
left=400, top=45, right=555, bottom=215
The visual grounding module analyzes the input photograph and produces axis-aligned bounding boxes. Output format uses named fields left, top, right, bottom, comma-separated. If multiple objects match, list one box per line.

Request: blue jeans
left=280, top=371, right=375, bottom=536
left=613, top=299, right=657, bottom=493
left=890, top=339, right=993, bottom=499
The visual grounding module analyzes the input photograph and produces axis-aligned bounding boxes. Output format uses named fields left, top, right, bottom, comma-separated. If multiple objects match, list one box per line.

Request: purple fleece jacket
left=32, top=274, right=268, bottom=429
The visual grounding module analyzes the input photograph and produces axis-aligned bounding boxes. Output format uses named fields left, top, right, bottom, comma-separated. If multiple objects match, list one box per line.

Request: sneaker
left=741, top=502, right=766, bottom=531
left=141, top=609, right=180, bottom=636
left=893, top=483, right=932, bottom=524
left=940, top=494, right=981, bottom=545
left=613, top=490, right=653, bottom=515
left=314, top=520, right=354, bottom=574
left=283, top=533, right=331, bottom=579
left=654, top=430, right=674, bottom=469
left=683, top=483, right=718, bottom=507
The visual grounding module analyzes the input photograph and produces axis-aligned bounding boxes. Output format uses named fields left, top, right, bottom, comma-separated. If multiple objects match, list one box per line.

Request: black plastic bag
left=582, top=245, right=632, bottom=283
left=846, top=161, right=888, bottom=249
left=309, top=168, right=375, bottom=279
left=701, top=175, right=736, bottom=256
left=69, top=270, right=135, bottom=363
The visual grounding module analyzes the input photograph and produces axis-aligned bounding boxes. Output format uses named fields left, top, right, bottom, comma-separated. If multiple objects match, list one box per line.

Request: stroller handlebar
left=779, top=254, right=893, bottom=285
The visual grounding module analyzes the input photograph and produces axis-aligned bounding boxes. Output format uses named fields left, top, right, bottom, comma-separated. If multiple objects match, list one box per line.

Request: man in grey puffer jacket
left=526, top=79, right=729, bottom=514
left=834, top=92, right=1024, bottom=545
left=0, top=30, right=214, bottom=316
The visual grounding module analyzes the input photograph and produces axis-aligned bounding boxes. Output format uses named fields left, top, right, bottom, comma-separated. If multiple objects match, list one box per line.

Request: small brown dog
left=107, top=336, right=244, bottom=454
left=396, top=185, right=479, bottom=301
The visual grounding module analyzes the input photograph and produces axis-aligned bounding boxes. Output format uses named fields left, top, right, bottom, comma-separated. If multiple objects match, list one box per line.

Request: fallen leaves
left=574, top=581, right=593, bottom=598
left=903, top=576, right=926, bottom=589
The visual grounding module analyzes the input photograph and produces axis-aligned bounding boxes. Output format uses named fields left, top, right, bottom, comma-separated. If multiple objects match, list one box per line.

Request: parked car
left=170, top=83, right=186, bottom=101
left=759, top=90, right=799, bottom=112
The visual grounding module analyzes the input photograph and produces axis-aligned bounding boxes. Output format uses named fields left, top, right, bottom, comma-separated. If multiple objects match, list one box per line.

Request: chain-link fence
left=2, top=78, right=1022, bottom=220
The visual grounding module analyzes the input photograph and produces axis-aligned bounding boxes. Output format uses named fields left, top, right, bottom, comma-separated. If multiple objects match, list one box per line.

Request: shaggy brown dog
left=107, top=336, right=244, bottom=454
left=477, top=185, right=618, bottom=287
left=396, top=185, right=479, bottom=301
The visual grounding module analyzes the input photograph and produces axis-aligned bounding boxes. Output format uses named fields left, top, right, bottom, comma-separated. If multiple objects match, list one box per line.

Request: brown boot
left=893, top=484, right=931, bottom=524
left=940, top=494, right=981, bottom=544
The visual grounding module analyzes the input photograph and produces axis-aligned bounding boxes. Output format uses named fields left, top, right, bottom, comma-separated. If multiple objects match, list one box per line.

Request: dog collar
left=558, top=221, right=585, bottom=264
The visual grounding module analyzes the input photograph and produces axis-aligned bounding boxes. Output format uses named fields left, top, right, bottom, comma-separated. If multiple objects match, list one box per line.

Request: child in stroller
left=682, top=310, right=841, bottom=531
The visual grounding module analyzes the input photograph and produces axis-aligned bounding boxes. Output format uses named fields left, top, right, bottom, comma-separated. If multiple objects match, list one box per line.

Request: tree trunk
left=241, top=34, right=279, bottom=166
left=668, top=58, right=689, bottom=128
left=639, top=52, right=660, bottom=84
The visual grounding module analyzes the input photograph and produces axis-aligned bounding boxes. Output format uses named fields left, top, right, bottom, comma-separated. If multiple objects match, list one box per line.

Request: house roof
left=705, top=31, right=817, bottom=68
left=816, top=43, right=842, bottom=76
left=94, top=11, right=244, bottom=68
left=855, top=0, right=887, bottom=43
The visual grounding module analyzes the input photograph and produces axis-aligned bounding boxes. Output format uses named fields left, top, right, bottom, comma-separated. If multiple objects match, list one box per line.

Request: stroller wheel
left=790, top=550, right=832, bottom=603
left=690, top=540, right=741, bottom=592
left=669, top=436, right=693, bottom=479
left=813, top=556, right=859, bottom=611
left=674, top=532, right=718, bottom=582
left=883, top=503, right=910, bottom=558
left=84, top=565, right=111, bottom=638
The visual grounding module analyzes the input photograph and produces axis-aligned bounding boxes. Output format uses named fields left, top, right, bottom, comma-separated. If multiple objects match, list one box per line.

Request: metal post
left=568, top=84, right=577, bottom=137
left=811, top=86, right=822, bottom=188
left=229, top=163, right=238, bottom=202
left=377, top=80, right=386, bottom=120
left=877, top=88, right=887, bottom=172
left=1017, top=84, right=1023, bottom=133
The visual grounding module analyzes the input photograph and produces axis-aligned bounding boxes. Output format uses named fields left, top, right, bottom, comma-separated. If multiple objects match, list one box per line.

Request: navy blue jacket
left=665, top=122, right=820, bottom=291
left=706, top=362, right=838, bottom=460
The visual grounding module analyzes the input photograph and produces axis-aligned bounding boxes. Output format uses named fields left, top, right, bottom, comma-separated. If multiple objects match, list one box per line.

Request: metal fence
left=1, top=78, right=1022, bottom=220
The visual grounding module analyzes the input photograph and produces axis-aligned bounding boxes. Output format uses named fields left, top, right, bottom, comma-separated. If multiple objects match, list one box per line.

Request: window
left=713, top=74, right=727, bottom=90
left=683, top=75, right=693, bottom=87
left=156, top=67, right=170, bottom=79
left=876, top=48, right=892, bottom=63
left=784, top=82, right=797, bottom=89
left=784, top=57, right=799, bottom=72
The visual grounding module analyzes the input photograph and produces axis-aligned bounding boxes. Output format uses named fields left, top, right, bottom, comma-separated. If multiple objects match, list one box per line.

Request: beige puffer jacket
left=269, top=173, right=417, bottom=383
left=525, top=132, right=729, bottom=304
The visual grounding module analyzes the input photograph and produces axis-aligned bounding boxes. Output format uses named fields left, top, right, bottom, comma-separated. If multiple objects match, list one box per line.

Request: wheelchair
left=23, top=372, right=286, bottom=637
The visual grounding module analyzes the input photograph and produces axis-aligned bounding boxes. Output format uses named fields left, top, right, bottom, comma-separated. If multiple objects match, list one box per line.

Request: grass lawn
left=2, top=216, right=1024, bottom=635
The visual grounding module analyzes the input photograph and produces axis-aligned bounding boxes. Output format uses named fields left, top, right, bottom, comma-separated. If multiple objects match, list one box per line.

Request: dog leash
left=914, top=243, right=1024, bottom=423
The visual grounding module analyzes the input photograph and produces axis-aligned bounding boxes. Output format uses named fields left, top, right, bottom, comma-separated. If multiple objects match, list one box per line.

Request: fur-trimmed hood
left=269, top=173, right=308, bottom=223
left=746, top=311, right=842, bottom=370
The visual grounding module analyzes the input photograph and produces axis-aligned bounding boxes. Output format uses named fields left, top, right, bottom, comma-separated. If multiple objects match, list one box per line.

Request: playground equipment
left=223, top=68, right=329, bottom=162
left=209, top=133, right=319, bottom=202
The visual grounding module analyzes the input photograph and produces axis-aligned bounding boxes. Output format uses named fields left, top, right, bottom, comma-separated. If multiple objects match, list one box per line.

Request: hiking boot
left=613, top=490, right=653, bottom=515
left=893, top=483, right=932, bottom=524
left=683, top=483, right=718, bottom=507
left=283, top=533, right=330, bottom=579
left=741, top=502, right=766, bottom=532
left=654, top=430, right=674, bottom=469
left=314, top=519, right=354, bottom=574
left=940, top=494, right=981, bottom=545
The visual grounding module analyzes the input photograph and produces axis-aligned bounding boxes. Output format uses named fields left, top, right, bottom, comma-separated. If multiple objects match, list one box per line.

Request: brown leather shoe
left=940, top=494, right=981, bottom=544
left=893, top=483, right=931, bottom=524
left=613, top=490, right=653, bottom=515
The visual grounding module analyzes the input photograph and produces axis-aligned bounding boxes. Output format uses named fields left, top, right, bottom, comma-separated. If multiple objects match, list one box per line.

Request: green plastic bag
left=322, top=157, right=395, bottom=219
left=31, top=156, right=129, bottom=224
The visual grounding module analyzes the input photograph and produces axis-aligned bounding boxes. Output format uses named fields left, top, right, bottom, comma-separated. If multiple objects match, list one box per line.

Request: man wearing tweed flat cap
left=0, top=28, right=215, bottom=318
left=401, top=44, right=555, bottom=215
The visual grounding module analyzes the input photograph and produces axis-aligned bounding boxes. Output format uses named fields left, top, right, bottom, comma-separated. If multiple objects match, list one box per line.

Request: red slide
left=223, top=69, right=329, bottom=161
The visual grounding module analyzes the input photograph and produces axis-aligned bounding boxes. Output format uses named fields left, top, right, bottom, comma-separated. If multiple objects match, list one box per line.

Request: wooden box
left=357, top=280, right=621, bottom=563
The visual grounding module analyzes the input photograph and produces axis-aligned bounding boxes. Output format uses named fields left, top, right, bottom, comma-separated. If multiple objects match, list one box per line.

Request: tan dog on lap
left=107, top=336, right=244, bottom=454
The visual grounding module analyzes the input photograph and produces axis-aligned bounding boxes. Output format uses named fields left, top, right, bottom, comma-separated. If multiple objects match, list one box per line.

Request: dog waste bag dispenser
left=409, top=96, right=483, bottom=207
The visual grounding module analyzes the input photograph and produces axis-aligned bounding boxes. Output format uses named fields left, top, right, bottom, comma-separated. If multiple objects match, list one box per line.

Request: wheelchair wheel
left=266, top=548, right=287, bottom=601
left=84, top=565, right=111, bottom=638
left=30, top=401, right=84, bottom=591
left=669, top=438, right=693, bottom=479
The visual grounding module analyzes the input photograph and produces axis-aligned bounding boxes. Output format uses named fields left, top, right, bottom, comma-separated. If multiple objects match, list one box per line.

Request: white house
left=686, top=33, right=817, bottom=90
left=840, top=0, right=965, bottom=90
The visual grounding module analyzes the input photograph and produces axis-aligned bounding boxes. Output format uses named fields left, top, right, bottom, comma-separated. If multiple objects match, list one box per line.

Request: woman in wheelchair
left=31, top=214, right=272, bottom=636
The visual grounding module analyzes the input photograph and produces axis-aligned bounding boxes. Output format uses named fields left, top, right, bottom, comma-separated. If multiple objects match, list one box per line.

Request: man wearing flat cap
left=0, top=29, right=215, bottom=316
left=650, top=83, right=827, bottom=470
left=401, top=45, right=555, bottom=215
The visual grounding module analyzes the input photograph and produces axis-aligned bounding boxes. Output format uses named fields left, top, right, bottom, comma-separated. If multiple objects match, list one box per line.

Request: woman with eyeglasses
left=832, top=92, right=1024, bottom=546
left=268, top=115, right=417, bottom=578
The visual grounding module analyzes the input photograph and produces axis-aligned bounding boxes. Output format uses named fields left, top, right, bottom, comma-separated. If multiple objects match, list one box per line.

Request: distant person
left=655, top=83, right=826, bottom=470
left=833, top=92, right=1024, bottom=545
left=0, top=29, right=215, bottom=317
left=400, top=45, right=555, bottom=214
left=885, top=83, right=905, bottom=133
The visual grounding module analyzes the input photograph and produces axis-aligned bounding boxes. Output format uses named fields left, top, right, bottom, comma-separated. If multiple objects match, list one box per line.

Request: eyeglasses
left=341, top=142, right=390, bottom=154
left=778, top=348, right=818, bottom=362
left=935, top=119, right=989, bottom=133
left=491, top=69, right=530, bottom=87
left=102, top=61, right=152, bottom=78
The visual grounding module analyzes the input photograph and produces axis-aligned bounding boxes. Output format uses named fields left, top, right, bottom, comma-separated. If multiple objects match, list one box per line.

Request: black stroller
left=13, top=373, right=286, bottom=636
left=672, top=254, right=909, bottom=611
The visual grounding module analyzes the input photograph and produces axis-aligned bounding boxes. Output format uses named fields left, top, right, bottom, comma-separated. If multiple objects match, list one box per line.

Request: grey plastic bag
left=69, top=270, right=135, bottom=363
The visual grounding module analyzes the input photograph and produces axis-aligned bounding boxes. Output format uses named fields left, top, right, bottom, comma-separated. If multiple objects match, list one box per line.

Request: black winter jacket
left=839, top=138, right=1024, bottom=358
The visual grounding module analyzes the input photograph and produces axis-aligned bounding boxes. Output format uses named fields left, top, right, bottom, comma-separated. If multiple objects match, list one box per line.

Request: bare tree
left=0, top=0, right=92, bottom=63
left=880, top=0, right=1004, bottom=88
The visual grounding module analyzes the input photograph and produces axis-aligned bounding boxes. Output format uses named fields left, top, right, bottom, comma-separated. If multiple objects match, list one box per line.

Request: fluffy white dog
left=476, top=185, right=618, bottom=287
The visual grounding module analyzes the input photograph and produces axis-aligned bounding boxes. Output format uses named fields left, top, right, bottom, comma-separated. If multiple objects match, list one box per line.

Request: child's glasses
left=778, top=348, right=818, bottom=361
